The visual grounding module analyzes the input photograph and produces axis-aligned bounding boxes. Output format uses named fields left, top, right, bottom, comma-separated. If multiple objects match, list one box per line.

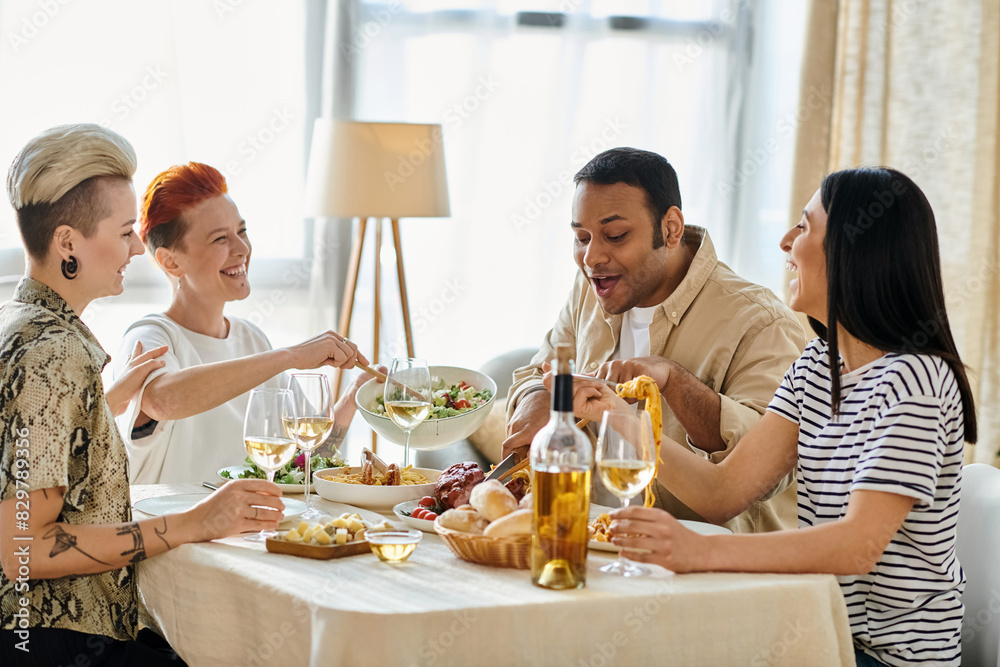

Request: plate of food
left=266, top=512, right=394, bottom=560
left=588, top=511, right=732, bottom=552
left=355, top=366, right=497, bottom=450
left=133, top=493, right=308, bottom=521
left=312, top=465, right=441, bottom=508
left=393, top=498, right=443, bottom=533
left=218, top=454, right=346, bottom=493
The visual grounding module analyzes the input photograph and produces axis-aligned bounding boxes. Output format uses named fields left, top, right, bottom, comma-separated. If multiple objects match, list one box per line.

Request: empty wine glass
left=383, top=358, right=431, bottom=467
left=595, top=409, right=656, bottom=576
left=286, top=373, right=334, bottom=521
left=243, top=388, right=297, bottom=542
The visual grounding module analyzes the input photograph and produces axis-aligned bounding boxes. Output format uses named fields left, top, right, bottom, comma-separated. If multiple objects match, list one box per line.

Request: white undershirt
left=114, top=313, right=288, bottom=484
left=614, top=305, right=657, bottom=360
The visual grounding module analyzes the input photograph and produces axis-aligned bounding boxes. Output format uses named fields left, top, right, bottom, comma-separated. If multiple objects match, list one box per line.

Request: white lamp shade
left=304, top=119, right=450, bottom=219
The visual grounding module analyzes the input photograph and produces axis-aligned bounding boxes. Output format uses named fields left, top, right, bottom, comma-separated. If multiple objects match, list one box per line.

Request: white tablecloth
left=132, top=484, right=854, bottom=667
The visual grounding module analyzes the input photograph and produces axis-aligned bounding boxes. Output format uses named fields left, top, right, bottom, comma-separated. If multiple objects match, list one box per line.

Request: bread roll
left=518, top=492, right=532, bottom=510
left=438, top=508, right=488, bottom=534
left=470, top=480, right=519, bottom=521
left=483, top=509, right=532, bottom=538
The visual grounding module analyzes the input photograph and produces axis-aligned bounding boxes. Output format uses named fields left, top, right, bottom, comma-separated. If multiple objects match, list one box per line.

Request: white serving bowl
left=312, top=467, right=441, bottom=508
left=355, top=366, right=498, bottom=451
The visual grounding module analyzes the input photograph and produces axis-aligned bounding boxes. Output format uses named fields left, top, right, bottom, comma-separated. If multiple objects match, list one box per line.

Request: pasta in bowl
left=312, top=466, right=442, bottom=508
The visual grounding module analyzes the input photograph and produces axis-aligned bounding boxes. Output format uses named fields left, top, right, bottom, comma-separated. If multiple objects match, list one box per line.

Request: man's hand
left=179, top=478, right=285, bottom=542
left=593, top=356, right=673, bottom=393
left=502, top=388, right=551, bottom=461
left=106, top=341, right=169, bottom=417
left=541, top=371, right=628, bottom=423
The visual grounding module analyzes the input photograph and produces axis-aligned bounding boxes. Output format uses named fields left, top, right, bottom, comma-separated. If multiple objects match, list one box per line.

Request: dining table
left=132, top=483, right=854, bottom=667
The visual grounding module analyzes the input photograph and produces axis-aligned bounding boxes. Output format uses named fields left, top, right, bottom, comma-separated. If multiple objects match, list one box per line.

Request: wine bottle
left=530, top=346, right=592, bottom=590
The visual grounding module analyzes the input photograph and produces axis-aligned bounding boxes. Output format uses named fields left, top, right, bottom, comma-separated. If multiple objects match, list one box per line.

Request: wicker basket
left=434, top=517, right=532, bottom=569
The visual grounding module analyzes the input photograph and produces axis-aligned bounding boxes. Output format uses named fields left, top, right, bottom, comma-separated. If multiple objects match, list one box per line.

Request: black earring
left=61, top=256, right=79, bottom=280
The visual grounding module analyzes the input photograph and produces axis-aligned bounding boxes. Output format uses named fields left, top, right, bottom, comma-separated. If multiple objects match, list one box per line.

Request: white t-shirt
left=767, top=339, right=964, bottom=667
left=114, top=314, right=287, bottom=484
left=614, top=305, right=657, bottom=360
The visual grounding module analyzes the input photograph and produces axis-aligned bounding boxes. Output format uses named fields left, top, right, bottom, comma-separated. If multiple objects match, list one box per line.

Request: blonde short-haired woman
left=0, top=124, right=283, bottom=665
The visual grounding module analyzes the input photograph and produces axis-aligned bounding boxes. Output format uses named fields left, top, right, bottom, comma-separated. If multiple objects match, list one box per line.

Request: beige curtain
left=788, top=0, right=1000, bottom=465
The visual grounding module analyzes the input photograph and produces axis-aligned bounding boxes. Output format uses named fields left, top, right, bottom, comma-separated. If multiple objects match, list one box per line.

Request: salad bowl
left=355, top=366, right=497, bottom=451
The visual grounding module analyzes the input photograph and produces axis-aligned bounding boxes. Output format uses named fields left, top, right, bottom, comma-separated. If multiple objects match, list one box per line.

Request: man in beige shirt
left=503, top=147, right=805, bottom=533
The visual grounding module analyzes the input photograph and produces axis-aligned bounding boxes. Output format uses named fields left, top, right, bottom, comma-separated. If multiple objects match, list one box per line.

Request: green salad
left=375, top=378, right=493, bottom=419
left=220, top=453, right=345, bottom=485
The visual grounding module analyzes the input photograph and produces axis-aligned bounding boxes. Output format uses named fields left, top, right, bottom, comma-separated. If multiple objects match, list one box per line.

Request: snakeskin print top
left=1, top=278, right=138, bottom=640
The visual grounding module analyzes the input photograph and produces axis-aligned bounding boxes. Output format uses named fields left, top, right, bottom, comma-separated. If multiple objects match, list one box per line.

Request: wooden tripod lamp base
left=333, top=217, right=416, bottom=452
left=302, top=119, right=451, bottom=456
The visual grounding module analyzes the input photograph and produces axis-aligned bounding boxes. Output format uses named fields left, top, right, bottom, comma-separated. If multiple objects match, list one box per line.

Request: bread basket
left=433, top=517, right=531, bottom=569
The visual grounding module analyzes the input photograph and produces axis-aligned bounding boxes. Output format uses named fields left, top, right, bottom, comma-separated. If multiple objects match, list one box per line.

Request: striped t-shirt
left=767, top=339, right=964, bottom=667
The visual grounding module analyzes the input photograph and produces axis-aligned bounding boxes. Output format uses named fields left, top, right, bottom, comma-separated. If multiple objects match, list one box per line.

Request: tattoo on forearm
left=328, top=424, right=348, bottom=446
left=44, top=525, right=111, bottom=565
left=316, top=424, right=349, bottom=457
left=154, top=517, right=171, bottom=550
left=117, top=522, right=147, bottom=564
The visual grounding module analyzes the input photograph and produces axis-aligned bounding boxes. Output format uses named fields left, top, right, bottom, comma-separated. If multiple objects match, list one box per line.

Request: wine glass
left=383, top=358, right=432, bottom=467
left=595, top=409, right=657, bottom=576
left=286, top=373, right=334, bottom=521
left=243, top=388, right=297, bottom=542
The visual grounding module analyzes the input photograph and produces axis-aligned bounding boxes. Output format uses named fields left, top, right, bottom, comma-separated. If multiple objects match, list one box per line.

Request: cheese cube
left=314, top=529, right=332, bottom=545
left=283, top=530, right=302, bottom=543
left=330, top=516, right=349, bottom=529
left=346, top=518, right=365, bottom=534
left=301, top=526, right=317, bottom=542
left=335, top=528, right=348, bottom=545
left=297, top=521, right=310, bottom=534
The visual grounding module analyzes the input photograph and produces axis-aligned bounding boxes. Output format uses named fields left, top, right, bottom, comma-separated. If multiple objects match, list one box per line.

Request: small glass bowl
left=365, top=528, right=422, bottom=564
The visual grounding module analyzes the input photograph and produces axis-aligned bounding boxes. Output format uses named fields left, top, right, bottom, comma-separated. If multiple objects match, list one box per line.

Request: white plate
left=393, top=500, right=439, bottom=533
left=134, top=493, right=307, bottom=520
left=217, top=466, right=309, bottom=493
left=588, top=519, right=732, bottom=552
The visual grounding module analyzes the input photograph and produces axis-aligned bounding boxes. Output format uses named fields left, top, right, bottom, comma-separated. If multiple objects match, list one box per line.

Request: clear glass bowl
left=365, top=529, right=423, bottom=564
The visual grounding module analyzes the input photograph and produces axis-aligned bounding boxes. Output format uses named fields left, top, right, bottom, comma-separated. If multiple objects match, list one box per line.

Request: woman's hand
left=285, top=331, right=370, bottom=371
left=106, top=341, right=169, bottom=417
left=180, top=478, right=285, bottom=542
left=540, top=362, right=629, bottom=422
left=609, top=505, right=707, bottom=573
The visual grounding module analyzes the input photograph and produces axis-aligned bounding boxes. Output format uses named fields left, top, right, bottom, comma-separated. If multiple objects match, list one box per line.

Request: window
left=348, top=0, right=807, bottom=370
left=0, top=0, right=308, bottom=278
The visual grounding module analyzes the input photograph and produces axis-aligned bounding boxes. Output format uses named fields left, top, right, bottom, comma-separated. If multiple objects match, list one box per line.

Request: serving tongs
left=357, top=363, right=428, bottom=403
left=485, top=452, right=535, bottom=484
left=362, top=447, right=390, bottom=476
left=485, top=453, right=519, bottom=482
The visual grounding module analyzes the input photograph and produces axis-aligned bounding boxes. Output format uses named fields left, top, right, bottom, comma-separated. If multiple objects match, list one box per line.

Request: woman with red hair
left=114, top=162, right=374, bottom=484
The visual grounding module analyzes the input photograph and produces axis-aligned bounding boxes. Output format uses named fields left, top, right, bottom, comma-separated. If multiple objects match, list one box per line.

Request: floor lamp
left=303, top=120, right=451, bottom=450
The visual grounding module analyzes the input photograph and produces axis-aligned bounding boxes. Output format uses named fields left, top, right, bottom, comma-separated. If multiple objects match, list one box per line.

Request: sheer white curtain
left=332, top=0, right=808, bottom=375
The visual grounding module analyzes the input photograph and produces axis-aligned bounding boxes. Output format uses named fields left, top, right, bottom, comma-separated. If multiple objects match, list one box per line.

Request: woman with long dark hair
left=563, top=167, right=974, bottom=666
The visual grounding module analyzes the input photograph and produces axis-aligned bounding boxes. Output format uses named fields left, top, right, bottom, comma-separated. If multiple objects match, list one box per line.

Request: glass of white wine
left=596, top=409, right=657, bottom=576
left=243, top=388, right=298, bottom=542
left=383, top=358, right=432, bottom=468
left=286, top=373, right=334, bottom=521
